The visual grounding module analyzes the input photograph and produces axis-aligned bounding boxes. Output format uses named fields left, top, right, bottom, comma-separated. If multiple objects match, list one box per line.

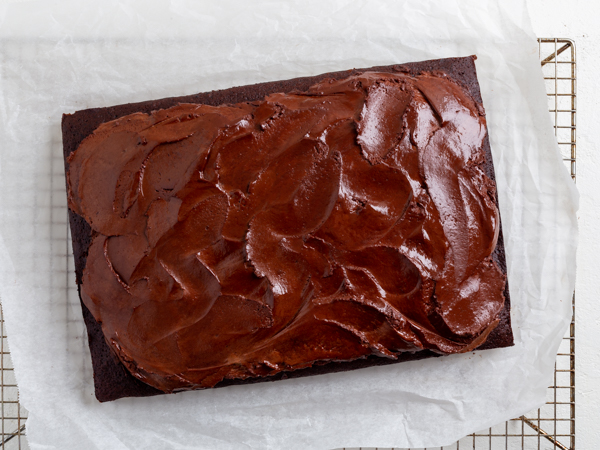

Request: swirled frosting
left=67, top=71, right=506, bottom=392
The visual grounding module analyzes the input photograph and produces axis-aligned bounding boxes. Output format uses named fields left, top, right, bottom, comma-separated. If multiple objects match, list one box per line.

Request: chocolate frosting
left=67, top=71, right=506, bottom=393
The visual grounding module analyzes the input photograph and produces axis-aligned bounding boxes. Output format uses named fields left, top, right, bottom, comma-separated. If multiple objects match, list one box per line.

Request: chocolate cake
left=62, top=56, right=512, bottom=402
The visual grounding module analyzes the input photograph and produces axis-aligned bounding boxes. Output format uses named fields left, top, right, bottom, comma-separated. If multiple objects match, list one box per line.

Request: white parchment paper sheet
left=0, top=0, right=578, bottom=448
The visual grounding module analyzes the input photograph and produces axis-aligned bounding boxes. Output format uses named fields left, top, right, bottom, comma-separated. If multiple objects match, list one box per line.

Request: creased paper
left=0, top=0, right=578, bottom=448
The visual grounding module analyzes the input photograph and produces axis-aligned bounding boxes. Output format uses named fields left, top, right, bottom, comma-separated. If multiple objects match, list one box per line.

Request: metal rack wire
left=340, top=38, right=578, bottom=450
left=0, top=315, right=27, bottom=449
left=453, top=37, right=577, bottom=450
left=0, top=38, right=577, bottom=450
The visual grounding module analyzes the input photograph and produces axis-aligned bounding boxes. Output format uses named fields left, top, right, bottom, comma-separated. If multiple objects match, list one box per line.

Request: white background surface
left=527, top=0, right=600, bottom=447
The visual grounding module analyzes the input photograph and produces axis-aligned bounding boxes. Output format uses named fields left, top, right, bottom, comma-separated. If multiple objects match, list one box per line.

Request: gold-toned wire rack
left=0, top=38, right=577, bottom=450
left=340, top=38, right=578, bottom=450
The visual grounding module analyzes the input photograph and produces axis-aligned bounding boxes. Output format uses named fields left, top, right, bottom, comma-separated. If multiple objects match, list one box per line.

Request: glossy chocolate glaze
left=67, top=71, right=506, bottom=393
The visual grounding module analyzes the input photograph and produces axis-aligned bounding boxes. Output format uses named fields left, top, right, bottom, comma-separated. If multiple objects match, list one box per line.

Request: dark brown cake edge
left=62, top=56, right=512, bottom=402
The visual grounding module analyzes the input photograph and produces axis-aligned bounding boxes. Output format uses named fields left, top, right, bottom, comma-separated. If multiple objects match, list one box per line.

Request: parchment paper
left=0, top=0, right=578, bottom=448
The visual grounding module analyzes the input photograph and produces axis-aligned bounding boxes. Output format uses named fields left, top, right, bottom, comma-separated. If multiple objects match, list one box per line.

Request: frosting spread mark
left=67, top=71, right=506, bottom=392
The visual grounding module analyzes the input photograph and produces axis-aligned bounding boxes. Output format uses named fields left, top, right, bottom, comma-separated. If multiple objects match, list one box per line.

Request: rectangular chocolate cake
left=62, top=55, right=512, bottom=402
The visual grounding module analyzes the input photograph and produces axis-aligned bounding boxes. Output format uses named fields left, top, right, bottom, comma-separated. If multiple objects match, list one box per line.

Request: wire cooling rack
left=340, top=38, right=578, bottom=450
left=0, top=38, right=577, bottom=450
